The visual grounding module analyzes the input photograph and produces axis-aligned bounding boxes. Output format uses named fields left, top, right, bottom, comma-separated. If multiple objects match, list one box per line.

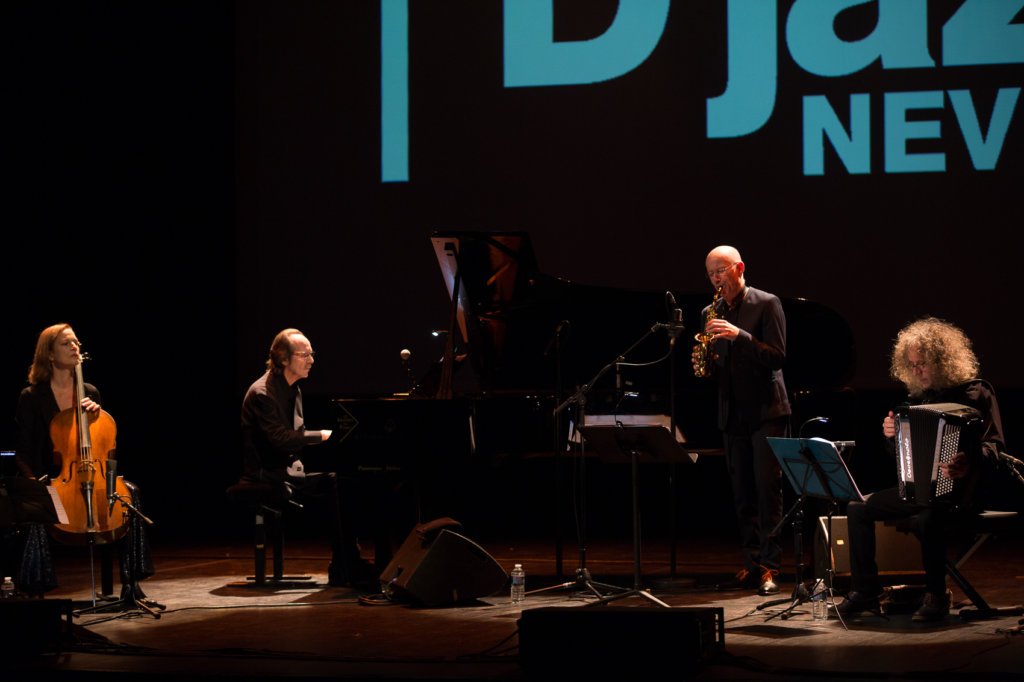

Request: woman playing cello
left=14, top=323, right=154, bottom=599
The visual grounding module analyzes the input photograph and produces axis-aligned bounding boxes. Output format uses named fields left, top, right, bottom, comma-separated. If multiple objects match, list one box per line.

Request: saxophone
left=693, top=287, right=723, bottom=378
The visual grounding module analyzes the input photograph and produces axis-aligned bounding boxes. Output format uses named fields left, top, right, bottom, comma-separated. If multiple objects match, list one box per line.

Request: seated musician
left=239, top=328, right=364, bottom=586
left=13, top=323, right=154, bottom=599
left=837, top=317, right=1005, bottom=621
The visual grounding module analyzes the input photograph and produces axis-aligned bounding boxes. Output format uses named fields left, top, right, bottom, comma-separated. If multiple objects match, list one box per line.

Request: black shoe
left=327, top=562, right=352, bottom=587
left=912, top=590, right=950, bottom=622
left=716, top=568, right=758, bottom=591
left=328, top=559, right=378, bottom=588
left=757, top=566, right=780, bottom=596
left=834, top=591, right=881, bottom=617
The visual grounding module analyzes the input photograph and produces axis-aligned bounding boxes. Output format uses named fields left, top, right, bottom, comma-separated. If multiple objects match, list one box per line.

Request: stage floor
left=6, top=532, right=1024, bottom=681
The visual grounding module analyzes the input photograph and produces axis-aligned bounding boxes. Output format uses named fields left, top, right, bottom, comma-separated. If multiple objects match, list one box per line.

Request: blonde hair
left=28, top=323, right=73, bottom=384
left=890, top=317, right=979, bottom=396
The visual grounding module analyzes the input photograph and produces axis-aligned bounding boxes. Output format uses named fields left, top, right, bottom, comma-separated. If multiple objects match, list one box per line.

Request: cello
left=48, top=354, right=131, bottom=546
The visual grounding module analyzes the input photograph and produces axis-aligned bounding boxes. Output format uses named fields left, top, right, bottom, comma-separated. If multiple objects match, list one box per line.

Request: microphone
left=664, top=291, right=685, bottom=342
left=400, top=349, right=416, bottom=391
left=106, top=459, right=118, bottom=514
left=543, top=320, right=570, bottom=357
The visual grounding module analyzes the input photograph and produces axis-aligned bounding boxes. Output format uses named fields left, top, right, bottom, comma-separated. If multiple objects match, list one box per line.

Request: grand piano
left=329, top=231, right=856, bottom=567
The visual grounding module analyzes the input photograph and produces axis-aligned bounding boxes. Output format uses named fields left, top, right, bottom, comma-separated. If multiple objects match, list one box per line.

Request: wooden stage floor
left=6, top=532, right=1024, bottom=681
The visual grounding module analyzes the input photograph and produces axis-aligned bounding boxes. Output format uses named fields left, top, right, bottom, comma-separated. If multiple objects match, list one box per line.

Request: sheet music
left=767, top=436, right=865, bottom=502
left=46, top=485, right=70, bottom=525
left=574, top=414, right=697, bottom=463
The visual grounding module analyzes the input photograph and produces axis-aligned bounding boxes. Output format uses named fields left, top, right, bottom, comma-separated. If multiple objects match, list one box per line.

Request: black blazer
left=705, top=285, right=791, bottom=431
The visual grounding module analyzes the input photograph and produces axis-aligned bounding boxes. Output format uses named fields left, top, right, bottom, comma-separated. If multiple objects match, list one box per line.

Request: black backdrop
left=4, top=1, right=1022, bottom=543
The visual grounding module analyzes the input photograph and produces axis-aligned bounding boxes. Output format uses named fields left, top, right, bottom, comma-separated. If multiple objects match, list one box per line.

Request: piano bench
left=225, top=479, right=309, bottom=586
left=886, top=510, right=1022, bottom=620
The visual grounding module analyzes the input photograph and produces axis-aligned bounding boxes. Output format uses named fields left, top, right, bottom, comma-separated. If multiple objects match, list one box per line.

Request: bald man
left=695, top=246, right=790, bottom=596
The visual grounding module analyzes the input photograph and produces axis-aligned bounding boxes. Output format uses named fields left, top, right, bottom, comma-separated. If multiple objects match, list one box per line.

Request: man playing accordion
left=837, top=317, right=1006, bottom=622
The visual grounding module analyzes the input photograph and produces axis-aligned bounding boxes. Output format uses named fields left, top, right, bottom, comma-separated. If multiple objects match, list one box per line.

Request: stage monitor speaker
left=0, top=598, right=73, bottom=655
left=379, top=525, right=507, bottom=607
left=519, top=606, right=724, bottom=676
left=815, top=515, right=922, bottom=577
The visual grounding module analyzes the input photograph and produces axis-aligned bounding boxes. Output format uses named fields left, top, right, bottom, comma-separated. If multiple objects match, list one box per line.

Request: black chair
left=889, top=510, right=1023, bottom=621
left=225, top=479, right=309, bottom=585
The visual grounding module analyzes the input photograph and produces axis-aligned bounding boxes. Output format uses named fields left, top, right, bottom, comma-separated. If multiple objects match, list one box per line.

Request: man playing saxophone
left=693, top=245, right=791, bottom=596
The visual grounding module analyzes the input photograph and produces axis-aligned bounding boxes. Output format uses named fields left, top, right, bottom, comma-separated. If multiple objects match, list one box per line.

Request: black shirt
left=240, top=370, right=320, bottom=480
left=15, top=382, right=101, bottom=479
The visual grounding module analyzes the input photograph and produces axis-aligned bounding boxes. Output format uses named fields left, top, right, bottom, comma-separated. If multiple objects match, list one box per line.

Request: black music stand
left=760, top=437, right=864, bottom=620
left=576, top=424, right=691, bottom=607
left=0, top=477, right=62, bottom=527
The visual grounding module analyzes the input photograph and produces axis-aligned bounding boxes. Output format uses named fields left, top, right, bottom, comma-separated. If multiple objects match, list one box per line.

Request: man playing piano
left=838, top=317, right=1006, bottom=621
left=240, top=328, right=363, bottom=586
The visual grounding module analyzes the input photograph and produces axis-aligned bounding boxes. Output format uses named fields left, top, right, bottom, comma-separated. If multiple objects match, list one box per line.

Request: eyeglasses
left=292, top=351, right=315, bottom=359
left=909, top=359, right=929, bottom=371
left=706, top=262, right=739, bottom=279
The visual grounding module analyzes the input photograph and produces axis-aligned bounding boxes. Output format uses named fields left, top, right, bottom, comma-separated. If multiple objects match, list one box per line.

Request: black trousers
left=260, top=469, right=361, bottom=572
left=723, top=417, right=787, bottom=573
left=846, top=487, right=954, bottom=595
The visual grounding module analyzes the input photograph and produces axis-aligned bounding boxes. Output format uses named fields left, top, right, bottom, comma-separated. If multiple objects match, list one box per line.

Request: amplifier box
left=518, top=606, right=724, bottom=676
left=0, top=598, right=73, bottom=655
left=816, top=515, right=923, bottom=577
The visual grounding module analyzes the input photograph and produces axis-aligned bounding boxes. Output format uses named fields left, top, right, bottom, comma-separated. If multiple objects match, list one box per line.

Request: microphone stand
left=547, top=321, right=568, bottom=577
left=665, top=300, right=684, bottom=577
left=535, top=355, right=625, bottom=600
left=533, top=318, right=683, bottom=600
left=78, top=461, right=162, bottom=619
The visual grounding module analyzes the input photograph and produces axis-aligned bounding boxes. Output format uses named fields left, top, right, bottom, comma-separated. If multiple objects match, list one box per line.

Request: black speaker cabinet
left=0, top=598, right=73, bottom=655
left=815, top=515, right=922, bottom=577
left=519, top=606, right=724, bottom=676
left=379, top=526, right=507, bottom=606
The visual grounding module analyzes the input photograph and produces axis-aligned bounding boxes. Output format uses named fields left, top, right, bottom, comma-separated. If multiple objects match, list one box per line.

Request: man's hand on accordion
left=939, top=452, right=970, bottom=480
left=882, top=411, right=897, bottom=439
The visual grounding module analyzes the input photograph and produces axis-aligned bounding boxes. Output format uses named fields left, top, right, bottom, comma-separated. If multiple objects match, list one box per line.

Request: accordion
left=894, top=402, right=981, bottom=505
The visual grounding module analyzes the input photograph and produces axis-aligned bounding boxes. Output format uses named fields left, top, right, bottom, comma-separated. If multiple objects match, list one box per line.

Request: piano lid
left=429, top=231, right=855, bottom=400
left=432, top=232, right=538, bottom=360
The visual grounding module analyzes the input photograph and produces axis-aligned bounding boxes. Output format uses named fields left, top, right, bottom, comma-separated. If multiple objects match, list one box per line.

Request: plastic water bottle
left=1, top=577, right=14, bottom=599
left=810, top=578, right=828, bottom=621
left=510, top=564, right=525, bottom=604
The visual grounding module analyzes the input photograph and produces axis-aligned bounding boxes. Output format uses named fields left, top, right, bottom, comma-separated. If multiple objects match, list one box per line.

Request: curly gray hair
left=890, top=317, right=979, bottom=396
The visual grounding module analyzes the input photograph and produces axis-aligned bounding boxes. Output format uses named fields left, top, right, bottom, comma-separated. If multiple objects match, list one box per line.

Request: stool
left=225, top=479, right=310, bottom=585
left=889, top=510, right=1023, bottom=620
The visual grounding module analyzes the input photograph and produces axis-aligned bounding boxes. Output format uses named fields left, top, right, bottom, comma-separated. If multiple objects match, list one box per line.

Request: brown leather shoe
left=912, top=590, right=951, bottom=622
left=757, top=565, right=780, bottom=596
left=716, top=568, right=758, bottom=591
